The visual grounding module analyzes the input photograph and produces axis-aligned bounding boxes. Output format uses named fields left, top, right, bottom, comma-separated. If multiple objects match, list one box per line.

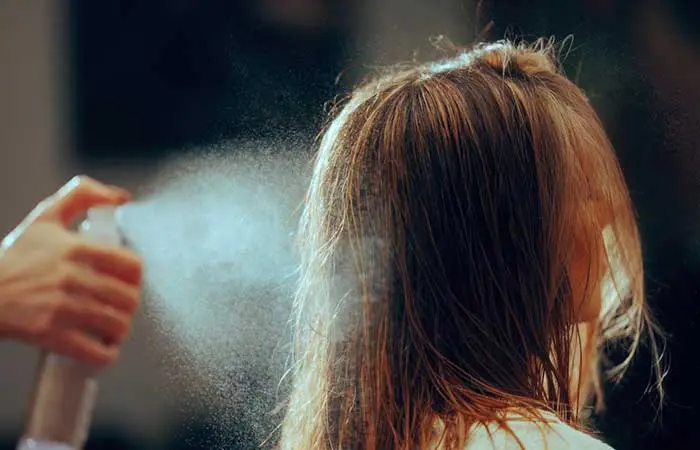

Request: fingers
left=70, top=241, right=143, bottom=286
left=63, top=264, right=140, bottom=315
left=47, top=328, right=120, bottom=367
left=54, top=263, right=140, bottom=344
left=36, top=175, right=131, bottom=226
left=57, top=294, right=133, bottom=346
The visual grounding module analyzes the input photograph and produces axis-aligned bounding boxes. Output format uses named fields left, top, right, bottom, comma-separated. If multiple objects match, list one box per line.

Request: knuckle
left=54, top=266, right=76, bottom=290
left=64, top=238, right=89, bottom=260
left=72, top=174, right=94, bottom=188
left=31, top=316, right=52, bottom=339
left=63, top=175, right=100, bottom=199
left=62, top=175, right=87, bottom=196
left=50, top=297, right=72, bottom=319
left=33, top=300, right=65, bottom=338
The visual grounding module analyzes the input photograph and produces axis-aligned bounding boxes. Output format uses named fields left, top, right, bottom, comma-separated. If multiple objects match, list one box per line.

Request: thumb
left=34, top=176, right=131, bottom=226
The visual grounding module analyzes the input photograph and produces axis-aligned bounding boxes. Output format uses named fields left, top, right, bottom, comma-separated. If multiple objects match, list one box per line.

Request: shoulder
left=465, top=416, right=614, bottom=450
left=540, top=420, right=614, bottom=449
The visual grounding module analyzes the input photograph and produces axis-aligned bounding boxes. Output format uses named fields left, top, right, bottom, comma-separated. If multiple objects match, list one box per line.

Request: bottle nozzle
left=78, top=206, right=123, bottom=246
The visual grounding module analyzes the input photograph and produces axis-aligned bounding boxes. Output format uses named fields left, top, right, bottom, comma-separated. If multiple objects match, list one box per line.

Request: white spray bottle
left=17, top=206, right=124, bottom=450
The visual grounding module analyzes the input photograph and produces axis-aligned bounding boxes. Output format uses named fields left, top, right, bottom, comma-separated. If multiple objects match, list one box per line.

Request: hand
left=0, top=176, right=143, bottom=367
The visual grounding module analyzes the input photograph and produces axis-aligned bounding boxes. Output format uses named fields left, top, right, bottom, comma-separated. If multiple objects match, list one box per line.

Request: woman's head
left=282, top=40, right=659, bottom=449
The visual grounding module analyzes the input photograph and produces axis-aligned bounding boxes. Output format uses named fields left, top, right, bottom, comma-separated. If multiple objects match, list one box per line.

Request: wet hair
left=281, top=39, right=663, bottom=449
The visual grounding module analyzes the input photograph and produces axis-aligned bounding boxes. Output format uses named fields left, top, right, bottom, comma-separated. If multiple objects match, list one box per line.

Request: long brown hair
left=281, top=39, right=662, bottom=449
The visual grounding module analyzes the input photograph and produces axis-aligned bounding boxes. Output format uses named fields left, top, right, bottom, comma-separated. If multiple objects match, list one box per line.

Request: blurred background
left=1, top=0, right=699, bottom=448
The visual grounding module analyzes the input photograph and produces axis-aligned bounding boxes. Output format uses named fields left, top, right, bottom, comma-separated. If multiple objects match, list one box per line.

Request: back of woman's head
left=282, top=39, right=660, bottom=450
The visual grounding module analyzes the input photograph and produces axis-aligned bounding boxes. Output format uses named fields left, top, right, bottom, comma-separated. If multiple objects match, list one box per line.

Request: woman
left=0, top=176, right=142, bottom=366
left=281, top=40, right=663, bottom=449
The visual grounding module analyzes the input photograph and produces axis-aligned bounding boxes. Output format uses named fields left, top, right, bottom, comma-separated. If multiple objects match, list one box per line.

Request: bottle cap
left=79, top=206, right=123, bottom=246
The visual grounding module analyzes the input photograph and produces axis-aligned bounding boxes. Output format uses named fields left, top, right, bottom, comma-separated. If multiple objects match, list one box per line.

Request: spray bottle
left=17, top=206, right=124, bottom=450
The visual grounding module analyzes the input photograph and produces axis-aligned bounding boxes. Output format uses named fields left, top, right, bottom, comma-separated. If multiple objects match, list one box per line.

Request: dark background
left=2, top=0, right=700, bottom=448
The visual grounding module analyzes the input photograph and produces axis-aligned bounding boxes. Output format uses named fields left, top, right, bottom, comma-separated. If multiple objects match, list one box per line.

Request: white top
left=465, top=418, right=613, bottom=449
left=433, top=412, right=614, bottom=450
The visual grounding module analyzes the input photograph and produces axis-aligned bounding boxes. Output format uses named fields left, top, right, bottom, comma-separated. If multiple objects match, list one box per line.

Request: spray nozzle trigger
left=78, top=206, right=123, bottom=246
